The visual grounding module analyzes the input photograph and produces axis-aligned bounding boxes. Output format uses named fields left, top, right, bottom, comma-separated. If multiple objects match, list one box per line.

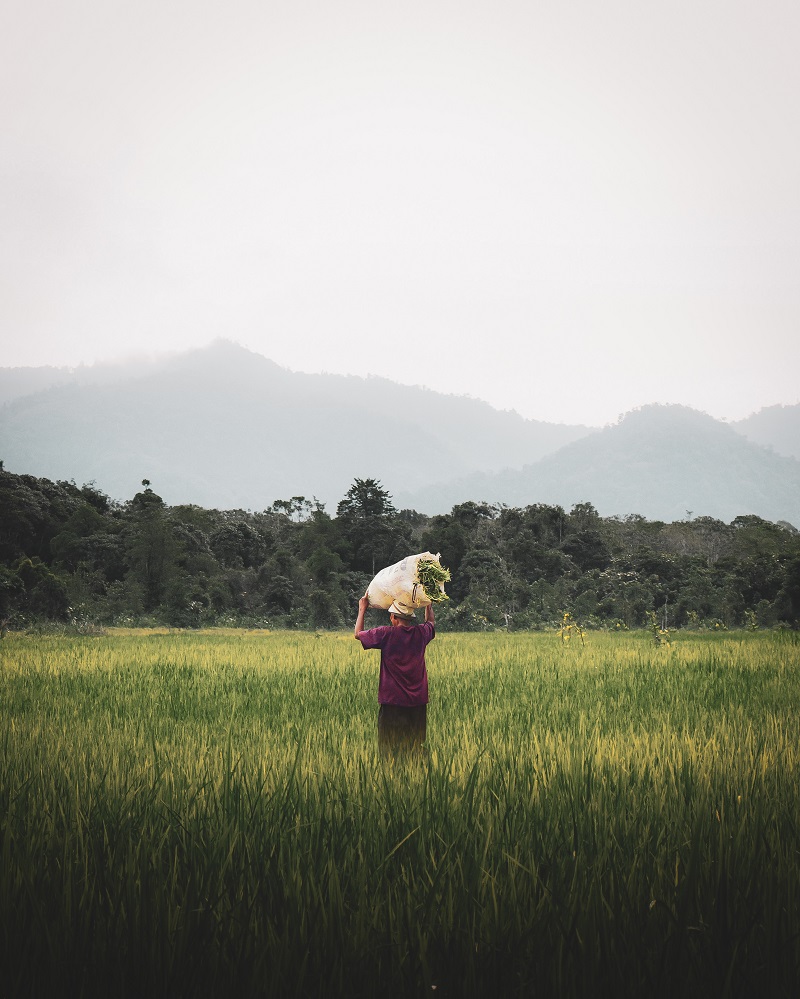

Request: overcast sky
left=2, top=0, right=799, bottom=426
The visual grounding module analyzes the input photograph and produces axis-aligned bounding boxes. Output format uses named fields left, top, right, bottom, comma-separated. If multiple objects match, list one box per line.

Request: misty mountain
left=0, top=366, right=75, bottom=403
left=733, top=404, right=800, bottom=461
left=396, top=405, right=800, bottom=525
left=0, top=355, right=177, bottom=404
left=0, top=340, right=590, bottom=511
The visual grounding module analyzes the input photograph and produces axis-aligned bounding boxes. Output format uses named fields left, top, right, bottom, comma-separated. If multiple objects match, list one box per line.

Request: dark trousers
left=377, top=703, right=427, bottom=755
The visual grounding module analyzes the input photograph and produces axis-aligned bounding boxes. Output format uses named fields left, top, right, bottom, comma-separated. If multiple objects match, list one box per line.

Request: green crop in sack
left=415, top=558, right=450, bottom=602
left=367, top=551, right=451, bottom=611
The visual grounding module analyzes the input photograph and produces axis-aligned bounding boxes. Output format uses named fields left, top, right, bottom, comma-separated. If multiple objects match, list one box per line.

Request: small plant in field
left=648, top=611, right=671, bottom=647
left=745, top=609, right=759, bottom=631
left=559, top=611, right=585, bottom=646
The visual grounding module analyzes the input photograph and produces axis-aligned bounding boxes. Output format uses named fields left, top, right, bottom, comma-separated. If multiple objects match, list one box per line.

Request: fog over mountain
left=0, top=341, right=589, bottom=511
left=733, top=404, right=800, bottom=461
left=397, top=405, right=800, bottom=525
left=2, top=342, right=798, bottom=524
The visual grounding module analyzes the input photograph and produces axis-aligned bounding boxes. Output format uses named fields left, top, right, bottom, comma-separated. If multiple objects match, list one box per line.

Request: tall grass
left=1, top=630, right=799, bottom=997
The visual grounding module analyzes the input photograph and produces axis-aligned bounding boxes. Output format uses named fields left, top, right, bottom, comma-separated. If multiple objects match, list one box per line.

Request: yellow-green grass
left=1, top=630, right=799, bottom=997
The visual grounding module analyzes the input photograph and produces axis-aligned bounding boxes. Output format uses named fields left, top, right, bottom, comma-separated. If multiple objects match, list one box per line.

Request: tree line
left=1, top=468, right=799, bottom=632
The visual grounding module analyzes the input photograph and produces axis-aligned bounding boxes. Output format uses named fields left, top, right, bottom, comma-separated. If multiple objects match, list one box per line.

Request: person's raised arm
left=354, top=590, right=370, bottom=639
left=424, top=602, right=435, bottom=627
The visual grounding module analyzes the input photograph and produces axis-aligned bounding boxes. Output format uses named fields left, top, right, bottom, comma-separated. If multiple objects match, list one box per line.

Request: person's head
left=388, top=602, right=415, bottom=626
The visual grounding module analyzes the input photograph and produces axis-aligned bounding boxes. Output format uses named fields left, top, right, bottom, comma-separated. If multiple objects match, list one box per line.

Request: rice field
left=1, top=628, right=799, bottom=998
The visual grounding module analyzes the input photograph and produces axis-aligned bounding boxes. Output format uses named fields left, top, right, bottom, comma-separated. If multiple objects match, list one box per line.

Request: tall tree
left=124, top=483, right=181, bottom=611
left=336, top=479, right=397, bottom=520
left=336, top=478, right=408, bottom=575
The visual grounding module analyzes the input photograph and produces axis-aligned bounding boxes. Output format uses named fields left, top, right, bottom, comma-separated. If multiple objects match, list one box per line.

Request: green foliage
left=776, top=555, right=800, bottom=625
left=336, top=477, right=397, bottom=520
left=0, top=472, right=87, bottom=561
left=3, top=557, right=70, bottom=622
left=0, top=564, right=25, bottom=626
left=208, top=520, right=269, bottom=569
left=124, top=485, right=181, bottom=611
left=308, top=587, right=343, bottom=628
left=415, top=557, right=451, bottom=602
left=3, top=468, right=800, bottom=631
left=560, top=528, right=611, bottom=571
left=336, top=478, right=409, bottom=575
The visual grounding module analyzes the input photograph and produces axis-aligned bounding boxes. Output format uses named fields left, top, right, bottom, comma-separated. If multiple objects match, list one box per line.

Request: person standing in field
left=354, top=590, right=435, bottom=756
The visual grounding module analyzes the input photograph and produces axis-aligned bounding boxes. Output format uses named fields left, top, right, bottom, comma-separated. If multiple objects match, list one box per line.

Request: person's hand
left=354, top=589, right=371, bottom=639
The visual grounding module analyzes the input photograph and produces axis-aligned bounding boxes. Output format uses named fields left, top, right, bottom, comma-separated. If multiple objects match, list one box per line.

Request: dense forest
left=2, top=467, right=799, bottom=633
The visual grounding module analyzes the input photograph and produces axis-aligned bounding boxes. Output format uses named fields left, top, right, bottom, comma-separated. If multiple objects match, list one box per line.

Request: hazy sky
left=2, top=0, right=799, bottom=425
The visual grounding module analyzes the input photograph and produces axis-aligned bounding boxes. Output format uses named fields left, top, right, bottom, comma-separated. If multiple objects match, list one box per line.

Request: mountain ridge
left=396, top=404, right=800, bottom=525
left=0, top=340, right=591, bottom=510
left=2, top=342, right=798, bottom=524
left=733, top=404, right=800, bottom=461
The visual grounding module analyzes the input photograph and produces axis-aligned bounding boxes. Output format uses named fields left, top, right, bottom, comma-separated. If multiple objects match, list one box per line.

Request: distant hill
left=0, top=340, right=590, bottom=510
left=397, top=405, right=800, bottom=525
left=0, top=356, right=170, bottom=404
left=4, top=346, right=797, bottom=522
left=0, top=366, right=75, bottom=403
left=733, top=404, right=800, bottom=461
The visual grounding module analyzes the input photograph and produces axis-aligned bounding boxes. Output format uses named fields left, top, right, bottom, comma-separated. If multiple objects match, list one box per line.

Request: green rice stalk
left=416, top=559, right=451, bottom=602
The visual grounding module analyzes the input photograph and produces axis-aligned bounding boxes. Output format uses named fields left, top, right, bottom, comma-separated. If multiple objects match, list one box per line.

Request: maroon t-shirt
left=358, top=621, right=435, bottom=706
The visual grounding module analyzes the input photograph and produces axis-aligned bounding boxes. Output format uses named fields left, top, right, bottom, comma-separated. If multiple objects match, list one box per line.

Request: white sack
left=367, top=551, right=445, bottom=613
